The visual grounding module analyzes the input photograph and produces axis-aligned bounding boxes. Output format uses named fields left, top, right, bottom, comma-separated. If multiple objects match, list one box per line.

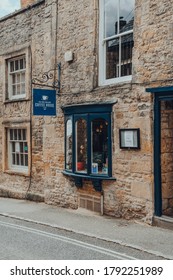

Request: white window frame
left=8, top=128, right=28, bottom=172
left=3, top=123, right=31, bottom=175
left=3, top=47, right=30, bottom=102
left=99, top=0, right=133, bottom=86
left=8, top=55, right=26, bottom=100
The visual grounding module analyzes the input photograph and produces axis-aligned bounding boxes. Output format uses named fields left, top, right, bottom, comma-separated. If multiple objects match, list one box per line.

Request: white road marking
left=0, top=220, right=137, bottom=260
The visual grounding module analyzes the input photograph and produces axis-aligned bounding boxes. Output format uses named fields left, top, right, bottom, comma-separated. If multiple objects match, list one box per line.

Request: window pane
left=14, top=130, right=17, bottom=140
left=23, top=129, right=26, bottom=140
left=24, top=143, right=28, bottom=153
left=10, top=129, right=13, bottom=140
left=12, top=85, right=16, bottom=95
left=17, top=74, right=20, bottom=83
left=120, top=0, right=135, bottom=33
left=21, top=154, right=24, bottom=166
left=121, top=34, right=133, bottom=76
left=20, top=59, right=23, bottom=69
left=16, top=154, right=20, bottom=165
left=12, top=154, right=15, bottom=165
left=106, top=34, right=133, bottom=79
left=18, top=129, right=21, bottom=140
left=15, top=60, right=19, bottom=71
left=20, top=142, right=23, bottom=152
left=12, top=142, right=15, bottom=153
left=12, top=74, right=16, bottom=84
left=104, top=0, right=118, bottom=37
left=104, top=0, right=134, bottom=37
left=66, top=119, right=73, bottom=171
left=106, top=38, right=120, bottom=79
left=10, top=61, right=14, bottom=72
left=76, top=119, right=87, bottom=173
left=91, top=119, right=108, bottom=175
left=25, top=154, right=28, bottom=166
left=21, top=73, right=25, bottom=82
left=17, top=85, right=20, bottom=95
left=21, top=83, right=25, bottom=95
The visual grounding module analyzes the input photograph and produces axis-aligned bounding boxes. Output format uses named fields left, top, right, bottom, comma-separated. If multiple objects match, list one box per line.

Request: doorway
left=160, top=100, right=173, bottom=217
left=151, top=87, right=173, bottom=218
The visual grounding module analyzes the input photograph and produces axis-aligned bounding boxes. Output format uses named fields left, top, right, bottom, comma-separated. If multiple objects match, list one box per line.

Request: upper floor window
left=7, top=55, right=26, bottom=100
left=99, top=0, right=135, bottom=85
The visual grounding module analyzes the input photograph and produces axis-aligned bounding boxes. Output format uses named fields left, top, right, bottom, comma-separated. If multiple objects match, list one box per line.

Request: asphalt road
left=0, top=216, right=166, bottom=260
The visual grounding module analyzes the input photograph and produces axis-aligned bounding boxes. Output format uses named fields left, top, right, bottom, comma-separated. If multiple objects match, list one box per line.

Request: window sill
left=4, top=98, right=30, bottom=104
left=4, top=169, right=30, bottom=177
left=62, top=170, right=116, bottom=192
left=99, top=75, right=132, bottom=87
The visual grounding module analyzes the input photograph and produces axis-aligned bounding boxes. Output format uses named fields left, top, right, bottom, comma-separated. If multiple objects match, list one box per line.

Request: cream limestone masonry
left=0, top=0, right=173, bottom=223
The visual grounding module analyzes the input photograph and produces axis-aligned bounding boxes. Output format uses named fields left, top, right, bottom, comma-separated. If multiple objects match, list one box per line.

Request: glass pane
left=12, top=85, right=16, bottom=95
left=17, top=74, right=20, bottom=83
left=91, top=119, right=108, bottom=175
left=21, top=83, right=25, bottom=95
left=12, top=142, right=15, bottom=153
left=18, top=129, right=21, bottom=140
left=20, top=142, right=23, bottom=152
left=20, top=59, right=23, bottom=69
left=17, top=85, right=20, bottom=95
left=104, top=0, right=134, bottom=37
left=104, top=0, right=118, bottom=37
left=15, top=60, right=19, bottom=71
left=12, top=154, right=15, bottom=165
left=23, top=129, right=26, bottom=140
left=14, top=129, right=17, bottom=140
left=12, top=74, right=16, bottom=84
left=25, top=154, right=28, bottom=166
left=16, top=154, right=20, bottom=165
left=24, top=143, right=28, bottom=153
left=21, top=154, right=24, bottom=166
left=106, top=38, right=120, bottom=79
left=120, top=0, right=135, bottom=33
left=76, top=119, right=87, bottom=173
left=21, top=73, right=25, bottom=82
left=66, top=119, right=73, bottom=171
left=10, top=61, right=14, bottom=72
left=23, top=57, right=26, bottom=69
left=121, top=34, right=133, bottom=76
left=10, top=129, right=13, bottom=140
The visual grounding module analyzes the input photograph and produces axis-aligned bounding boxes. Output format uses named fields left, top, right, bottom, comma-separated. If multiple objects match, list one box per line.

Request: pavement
left=0, top=197, right=173, bottom=259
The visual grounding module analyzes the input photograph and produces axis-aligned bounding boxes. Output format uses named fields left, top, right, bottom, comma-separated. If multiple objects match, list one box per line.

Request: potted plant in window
left=77, top=145, right=85, bottom=171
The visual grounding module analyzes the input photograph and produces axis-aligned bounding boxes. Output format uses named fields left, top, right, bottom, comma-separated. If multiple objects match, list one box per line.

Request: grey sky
left=0, top=0, right=20, bottom=18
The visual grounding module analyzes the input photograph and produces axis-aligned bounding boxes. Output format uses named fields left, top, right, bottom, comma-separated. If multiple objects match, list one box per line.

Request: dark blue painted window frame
left=146, top=86, right=173, bottom=216
left=62, top=103, right=116, bottom=189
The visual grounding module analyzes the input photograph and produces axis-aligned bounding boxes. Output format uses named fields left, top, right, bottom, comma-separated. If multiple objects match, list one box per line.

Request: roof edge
left=0, top=0, right=45, bottom=22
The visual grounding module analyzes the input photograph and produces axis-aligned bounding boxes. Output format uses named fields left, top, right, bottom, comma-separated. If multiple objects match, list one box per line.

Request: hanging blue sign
left=33, top=88, right=56, bottom=116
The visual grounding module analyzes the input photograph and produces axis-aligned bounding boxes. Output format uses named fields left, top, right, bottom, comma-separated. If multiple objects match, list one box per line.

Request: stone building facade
left=0, top=0, right=173, bottom=224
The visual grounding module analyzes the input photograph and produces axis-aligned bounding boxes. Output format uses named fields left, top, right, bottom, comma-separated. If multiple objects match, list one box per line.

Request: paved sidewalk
left=0, top=197, right=173, bottom=259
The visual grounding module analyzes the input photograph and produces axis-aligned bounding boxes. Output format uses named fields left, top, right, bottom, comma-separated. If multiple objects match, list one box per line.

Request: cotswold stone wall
left=0, top=0, right=173, bottom=223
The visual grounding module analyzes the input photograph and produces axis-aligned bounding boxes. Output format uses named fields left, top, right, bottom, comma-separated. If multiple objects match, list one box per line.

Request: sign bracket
left=32, top=63, right=61, bottom=94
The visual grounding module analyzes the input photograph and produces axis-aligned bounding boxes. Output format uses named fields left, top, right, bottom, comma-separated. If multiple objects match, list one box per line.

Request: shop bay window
left=99, top=0, right=135, bottom=85
left=63, top=104, right=113, bottom=180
